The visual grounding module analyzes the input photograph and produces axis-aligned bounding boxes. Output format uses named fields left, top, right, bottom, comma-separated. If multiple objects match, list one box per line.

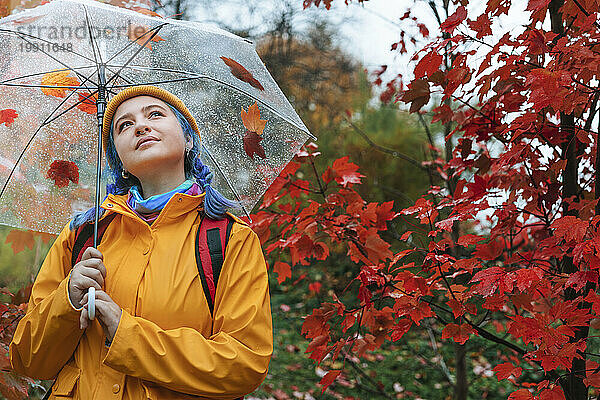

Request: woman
left=9, top=85, right=273, bottom=399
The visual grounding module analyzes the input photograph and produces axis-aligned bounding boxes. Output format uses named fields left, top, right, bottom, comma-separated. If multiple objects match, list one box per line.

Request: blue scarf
left=128, top=180, right=195, bottom=214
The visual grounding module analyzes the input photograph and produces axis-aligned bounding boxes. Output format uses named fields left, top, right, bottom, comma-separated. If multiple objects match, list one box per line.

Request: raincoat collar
left=128, top=179, right=195, bottom=214
left=101, top=189, right=205, bottom=226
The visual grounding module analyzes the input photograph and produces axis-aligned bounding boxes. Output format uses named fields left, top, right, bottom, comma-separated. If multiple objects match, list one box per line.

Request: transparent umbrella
left=0, top=0, right=315, bottom=239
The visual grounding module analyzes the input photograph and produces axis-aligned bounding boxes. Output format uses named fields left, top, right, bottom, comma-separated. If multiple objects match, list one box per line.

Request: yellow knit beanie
left=102, top=85, right=201, bottom=167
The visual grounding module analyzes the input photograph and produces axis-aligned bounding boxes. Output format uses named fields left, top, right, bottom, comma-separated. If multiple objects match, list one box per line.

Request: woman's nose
left=135, top=123, right=151, bottom=136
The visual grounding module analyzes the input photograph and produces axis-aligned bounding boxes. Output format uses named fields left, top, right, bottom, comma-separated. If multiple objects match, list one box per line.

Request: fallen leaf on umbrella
left=128, top=23, right=165, bottom=49
left=41, top=70, right=80, bottom=98
left=77, top=92, right=98, bottom=114
left=46, top=160, right=79, bottom=188
left=5, top=229, right=35, bottom=255
left=241, top=102, right=267, bottom=160
left=241, top=102, right=267, bottom=134
left=243, top=131, right=266, bottom=160
left=130, top=7, right=164, bottom=18
left=9, top=14, right=44, bottom=24
left=220, top=56, right=264, bottom=91
left=0, top=109, right=18, bottom=126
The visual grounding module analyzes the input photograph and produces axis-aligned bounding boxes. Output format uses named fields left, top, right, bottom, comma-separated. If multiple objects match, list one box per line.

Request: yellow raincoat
left=9, top=191, right=273, bottom=399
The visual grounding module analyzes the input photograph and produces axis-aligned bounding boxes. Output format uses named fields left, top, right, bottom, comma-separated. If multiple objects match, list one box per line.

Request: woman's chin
left=127, top=152, right=181, bottom=174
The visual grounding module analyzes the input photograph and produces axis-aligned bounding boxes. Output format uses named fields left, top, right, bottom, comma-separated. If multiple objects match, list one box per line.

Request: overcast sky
left=193, top=0, right=532, bottom=95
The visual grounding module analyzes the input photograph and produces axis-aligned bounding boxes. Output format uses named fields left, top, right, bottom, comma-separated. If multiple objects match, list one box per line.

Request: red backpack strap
left=195, top=212, right=234, bottom=315
left=71, top=213, right=117, bottom=267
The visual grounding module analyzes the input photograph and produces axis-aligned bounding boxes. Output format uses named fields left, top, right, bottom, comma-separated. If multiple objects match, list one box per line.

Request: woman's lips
left=136, top=137, right=160, bottom=149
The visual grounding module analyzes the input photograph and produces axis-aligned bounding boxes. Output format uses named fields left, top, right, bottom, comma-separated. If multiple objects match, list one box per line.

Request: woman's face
left=111, top=96, right=191, bottom=177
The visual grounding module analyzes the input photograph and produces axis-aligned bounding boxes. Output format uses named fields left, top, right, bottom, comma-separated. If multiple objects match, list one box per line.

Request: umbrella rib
left=11, top=32, right=97, bottom=93
left=104, top=23, right=166, bottom=66
left=0, top=66, right=97, bottom=85
left=0, top=81, right=119, bottom=97
left=109, top=76, right=204, bottom=88
left=200, top=144, right=251, bottom=220
left=83, top=5, right=103, bottom=65
left=0, top=83, right=92, bottom=89
left=43, top=89, right=102, bottom=126
left=0, top=66, right=101, bottom=199
left=103, top=23, right=168, bottom=89
left=105, top=64, right=203, bottom=79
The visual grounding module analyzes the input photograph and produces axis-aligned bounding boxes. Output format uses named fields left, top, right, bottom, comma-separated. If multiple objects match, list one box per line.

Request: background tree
left=0, top=1, right=436, bottom=399
left=283, top=0, right=600, bottom=399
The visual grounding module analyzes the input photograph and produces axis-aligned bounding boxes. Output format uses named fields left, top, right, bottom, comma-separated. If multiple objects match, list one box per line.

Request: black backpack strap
left=195, top=212, right=234, bottom=315
left=71, top=213, right=117, bottom=267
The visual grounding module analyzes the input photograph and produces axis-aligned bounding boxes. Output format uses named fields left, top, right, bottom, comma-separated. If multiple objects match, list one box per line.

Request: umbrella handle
left=88, top=287, right=95, bottom=320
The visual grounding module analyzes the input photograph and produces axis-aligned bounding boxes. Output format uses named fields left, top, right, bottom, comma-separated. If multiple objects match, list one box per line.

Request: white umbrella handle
left=88, top=287, right=95, bottom=320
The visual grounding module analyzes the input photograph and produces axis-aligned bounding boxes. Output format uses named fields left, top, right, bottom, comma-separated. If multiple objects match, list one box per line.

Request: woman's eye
left=150, top=111, right=163, bottom=117
left=119, top=121, right=132, bottom=131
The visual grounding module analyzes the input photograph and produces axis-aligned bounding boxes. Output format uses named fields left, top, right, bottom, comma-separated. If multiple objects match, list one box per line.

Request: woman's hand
left=68, top=247, right=106, bottom=308
left=80, top=289, right=122, bottom=342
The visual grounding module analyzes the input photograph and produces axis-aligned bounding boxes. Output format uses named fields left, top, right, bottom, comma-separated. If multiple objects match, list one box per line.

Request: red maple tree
left=247, top=0, right=600, bottom=398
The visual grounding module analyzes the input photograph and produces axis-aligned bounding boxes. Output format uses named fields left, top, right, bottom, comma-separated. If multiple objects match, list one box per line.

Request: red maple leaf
left=414, top=51, right=443, bottom=79
left=363, top=231, right=393, bottom=262
left=321, top=156, right=364, bottom=187
left=273, top=261, right=291, bottom=284
left=318, top=370, right=341, bottom=393
left=471, top=266, right=514, bottom=296
left=538, top=386, right=565, bottom=400
left=457, top=234, right=486, bottom=246
left=46, top=160, right=79, bottom=188
left=375, top=201, right=397, bottom=230
left=473, top=238, right=504, bottom=260
left=395, top=297, right=435, bottom=324
left=493, top=362, right=523, bottom=381
left=431, top=104, right=454, bottom=124
left=526, top=0, right=552, bottom=22
left=466, top=174, right=487, bottom=199
left=243, top=131, right=266, bottom=160
left=77, top=92, right=98, bottom=114
left=467, top=14, right=493, bottom=39
left=565, top=271, right=598, bottom=292
left=5, top=229, right=35, bottom=255
left=508, top=389, right=535, bottom=400
left=441, top=323, right=477, bottom=344
left=400, top=79, right=430, bottom=113
left=240, top=102, right=267, bottom=160
left=220, top=56, right=265, bottom=91
left=551, top=216, right=588, bottom=242
left=390, top=318, right=413, bottom=341
left=440, top=6, right=467, bottom=34
left=0, top=109, right=18, bottom=126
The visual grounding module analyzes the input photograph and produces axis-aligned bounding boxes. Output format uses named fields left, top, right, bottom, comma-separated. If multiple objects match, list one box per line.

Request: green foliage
left=0, top=225, right=52, bottom=294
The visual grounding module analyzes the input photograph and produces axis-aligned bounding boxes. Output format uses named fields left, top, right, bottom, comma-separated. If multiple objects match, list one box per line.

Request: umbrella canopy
left=0, top=0, right=314, bottom=234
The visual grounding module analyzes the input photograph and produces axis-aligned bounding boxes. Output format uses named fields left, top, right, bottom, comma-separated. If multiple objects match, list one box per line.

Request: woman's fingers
left=78, top=290, right=121, bottom=341
left=75, top=278, right=102, bottom=306
left=78, top=258, right=107, bottom=280
left=80, top=290, right=114, bottom=313
left=81, top=246, right=103, bottom=262
left=92, top=290, right=112, bottom=301
left=80, top=306, right=89, bottom=330
left=77, top=265, right=105, bottom=288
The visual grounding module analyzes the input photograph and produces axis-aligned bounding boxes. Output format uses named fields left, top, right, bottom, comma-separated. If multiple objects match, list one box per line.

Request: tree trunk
left=453, top=342, right=468, bottom=400
left=549, top=2, right=589, bottom=398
